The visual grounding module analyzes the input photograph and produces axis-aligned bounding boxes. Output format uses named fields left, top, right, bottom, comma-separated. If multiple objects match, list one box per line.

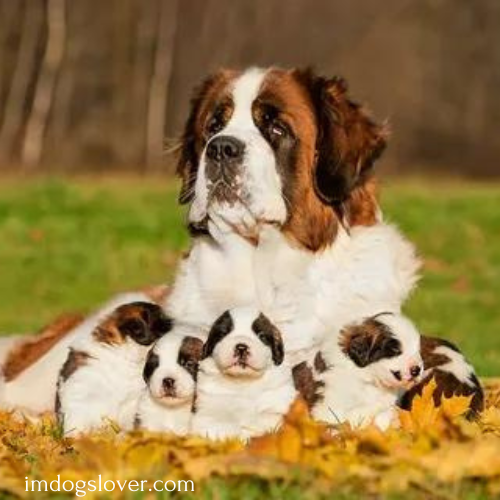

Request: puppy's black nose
left=162, top=377, right=176, bottom=390
left=410, top=365, right=421, bottom=379
left=206, top=136, right=244, bottom=163
left=234, top=343, right=249, bottom=358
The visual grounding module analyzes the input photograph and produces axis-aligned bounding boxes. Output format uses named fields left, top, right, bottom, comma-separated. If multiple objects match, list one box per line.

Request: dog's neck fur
left=313, top=363, right=400, bottom=430
left=136, top=391, right=192, bottom=435
left=166, top=220, right=420, bottom=365
left=165, top=231, right=257, bottom=328
left=191, top=357, right=296, bottom=440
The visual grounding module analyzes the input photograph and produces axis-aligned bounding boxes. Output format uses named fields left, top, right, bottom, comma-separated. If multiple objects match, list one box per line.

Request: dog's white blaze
left=434, top=345, right=476, bottom=386
left=224, top=68, right=266, bottom=131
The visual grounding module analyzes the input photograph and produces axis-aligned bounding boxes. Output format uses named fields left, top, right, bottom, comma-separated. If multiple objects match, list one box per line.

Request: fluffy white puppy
left=136, top=329, right=204, bottom=434
left=191, top=306, right=297, bottom=441
left=302, top=312, right=423, bottom=430
left=0, top=291, right=158, bottom=415
left=57, top=302, right=172, bottom=435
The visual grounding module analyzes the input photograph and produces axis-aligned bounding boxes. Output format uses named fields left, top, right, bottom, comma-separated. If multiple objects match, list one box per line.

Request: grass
left=0, top=176, right=499, bottom=500
left=0, top=177, right=498, bottom=378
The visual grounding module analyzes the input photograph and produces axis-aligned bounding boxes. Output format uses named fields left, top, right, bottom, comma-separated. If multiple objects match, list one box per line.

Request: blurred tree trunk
left=22, top=0, right=66, bottom=168
left=0, top=0, right=44, bottom=163
left=146, top=0, right=178, bottom=171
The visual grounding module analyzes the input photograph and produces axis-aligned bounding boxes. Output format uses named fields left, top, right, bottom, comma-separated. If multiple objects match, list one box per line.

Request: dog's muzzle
left=205, top=135, right=245, bottom=203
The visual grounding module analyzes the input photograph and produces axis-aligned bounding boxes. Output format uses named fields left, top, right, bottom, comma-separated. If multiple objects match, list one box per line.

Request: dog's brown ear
left=177, top=72, right=223, bottom=204
left=297, top=70, right=387, bottom=204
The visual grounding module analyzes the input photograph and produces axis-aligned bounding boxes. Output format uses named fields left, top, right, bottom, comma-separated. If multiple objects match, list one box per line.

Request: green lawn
left=0, top=177, right=498, bottom=376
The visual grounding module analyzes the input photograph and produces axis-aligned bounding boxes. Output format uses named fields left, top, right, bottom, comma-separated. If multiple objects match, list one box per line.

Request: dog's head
left=339, top=313, right=423, bottom=390
left=177, top=67, right=386, bottom=250
left=143, top=333, right=204, bottom=407
left=202, top=307, right=285, bottom=379
left=93, top=302, right=172, bottom=346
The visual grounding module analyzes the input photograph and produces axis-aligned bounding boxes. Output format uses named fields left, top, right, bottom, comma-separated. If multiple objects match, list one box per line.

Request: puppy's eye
left=185, top=360, right=196, bottom=369
left=391, top=370, right=402, bottom=381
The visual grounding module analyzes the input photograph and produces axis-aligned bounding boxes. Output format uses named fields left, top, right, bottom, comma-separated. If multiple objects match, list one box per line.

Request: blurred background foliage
left=0, top=0, right=499, bottom=175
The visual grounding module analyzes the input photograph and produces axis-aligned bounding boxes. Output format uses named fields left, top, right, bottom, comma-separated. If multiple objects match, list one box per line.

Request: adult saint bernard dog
left=165, top=67, right=420, bottom=362
left=0, top=67, right=420, bottom=415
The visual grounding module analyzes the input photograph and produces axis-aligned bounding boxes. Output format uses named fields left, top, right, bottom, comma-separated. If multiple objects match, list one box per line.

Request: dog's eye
left=183, top=360, right=197, bottom=370
left=257, top=332, right=268, bottom=342
left=207, top=116, right=224, bottom=136
left=270, top=122, right=286, bottom=137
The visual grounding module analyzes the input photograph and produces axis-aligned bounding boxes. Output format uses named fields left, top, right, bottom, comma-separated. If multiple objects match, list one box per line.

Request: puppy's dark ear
left=178, top=72, right=222, bottom=204
left=143, top=350, right=159, bottom=383
left=118, top=302, right=172, bottom=345
left=140, top=304, right=173, bottom=338
left=292, top=361, right=324, bottom=409
left=342, top=332, right=373, bottom=368
left=180, top=336, right=204, bottom=362
left=252, top=313, right=285, bottom=366
left=296, top=69, right=387, bottom=204
left=118, top=317, right=154, bottom=346
left=203, top=311, right=234, bottom=359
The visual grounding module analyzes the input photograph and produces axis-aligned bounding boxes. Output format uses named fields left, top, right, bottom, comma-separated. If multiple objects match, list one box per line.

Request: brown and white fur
left=136, top=329, right=204, bottom=434
left=2, top=67, right=421, bottom=413
left=167, top=66, right=420, bottom=365
left=191, top=307, right=297, bottom=440
left=0, top=292, right=163, bottom=415
left=399, top=336, right=483, bottom=417
left=302, top=313, right=424, bottom=430
left=56, top=302, right=171, bottom=435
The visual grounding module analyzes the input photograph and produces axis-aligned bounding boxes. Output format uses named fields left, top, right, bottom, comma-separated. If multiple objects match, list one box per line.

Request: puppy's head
left=93, top=302, right=172, bottom=346
left=339, top=313, right=423, bottom=390
left=143, top=333, right=204, bottom=407
left=203, top=307, right=285, bottom=379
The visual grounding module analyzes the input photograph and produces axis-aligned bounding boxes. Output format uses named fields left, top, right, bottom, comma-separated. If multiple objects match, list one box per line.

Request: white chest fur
left=136, top=391, right=192, bottom=435
left=313, top=365, right=400, bottom=430
left=191, top=359, right=297, bottom=440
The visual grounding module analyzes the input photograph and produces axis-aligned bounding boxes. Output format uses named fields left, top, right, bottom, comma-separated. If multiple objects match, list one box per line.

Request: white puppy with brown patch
left=136, top=329, right=204, bottom=434
left=303, top=312, right=423, bottom=430
left=57, top=302, right=172, bottom=435
left=191, top=307, right=297, bottom=441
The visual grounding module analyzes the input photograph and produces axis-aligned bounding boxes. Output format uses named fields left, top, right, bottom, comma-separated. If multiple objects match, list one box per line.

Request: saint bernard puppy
left=136, top=330, right=204, bottom=434
left=56, top=301, right=172, bottom=435
left=0, top=290, right=167, bottom=415
left=399, top=335, right=484, bottom=418
left=295, top=312, right=424, bottom=430
left=191, top=307, right=297, bottom=441
left=167, top=66, right=421, bottom=365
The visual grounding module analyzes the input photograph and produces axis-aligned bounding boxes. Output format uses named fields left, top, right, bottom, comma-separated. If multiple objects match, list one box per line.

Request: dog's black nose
left=206, top=136, right=244, bottom=163
left=162, top=377, right=176, bottom=390
left=410, top=365, right=421, bottom=379
left=234, top=343, right=249, bottom=358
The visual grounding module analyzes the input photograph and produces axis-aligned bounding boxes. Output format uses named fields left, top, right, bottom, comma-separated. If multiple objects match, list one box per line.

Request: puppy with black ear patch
left=191, top=307, right=297, bottom=441
left=307, top=313, right=424, bottom=430
left=57, top=302, right=172, bottom=435
left=136, top=329, right=204, bottom=434
left=399, top=336, right=483, bottom=418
